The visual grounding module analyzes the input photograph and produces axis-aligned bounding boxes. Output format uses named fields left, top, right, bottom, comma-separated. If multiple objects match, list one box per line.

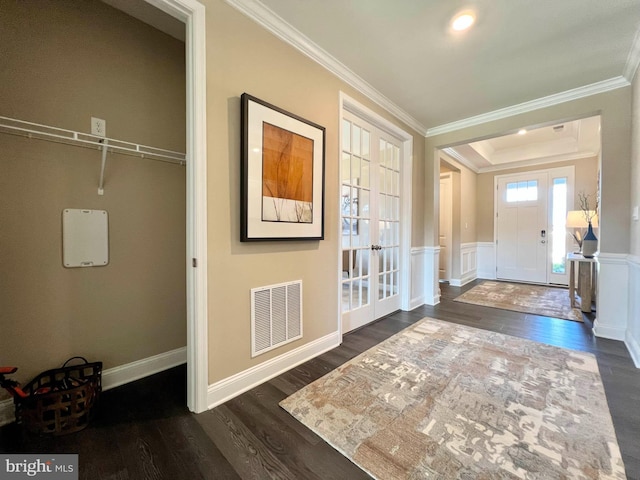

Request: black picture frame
left=241, top=93, right=325, bottom=241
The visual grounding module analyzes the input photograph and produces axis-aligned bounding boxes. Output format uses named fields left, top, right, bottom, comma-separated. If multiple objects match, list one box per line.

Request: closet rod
left=0, top=116, right=186, bottom=165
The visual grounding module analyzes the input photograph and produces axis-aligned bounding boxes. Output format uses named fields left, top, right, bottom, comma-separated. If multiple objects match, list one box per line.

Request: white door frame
left=338, top=93, right=413, bottom=334
left=145, top=0, right=208, bottom=413
left=439, top=173, right=453, bottom=282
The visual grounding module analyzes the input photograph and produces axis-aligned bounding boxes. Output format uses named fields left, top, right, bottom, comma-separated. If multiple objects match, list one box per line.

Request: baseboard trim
left=592, top=320, right=626, bottom=341
left=425, top=292, right=441, bottom=306
left=0, top=347, right=188, bottom=427
left=207, top=330, right=341, bottom=410
left=626, top=331, right=640, bottom=368
left=409, top=295, right=425, bottom=310
left=102, top=346, right=187, bottom=391
left=450, top=274, right=476, bottom=288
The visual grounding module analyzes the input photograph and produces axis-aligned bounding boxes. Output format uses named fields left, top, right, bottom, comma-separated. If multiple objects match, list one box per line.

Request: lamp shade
left=566, top=210, right=598, bottom=228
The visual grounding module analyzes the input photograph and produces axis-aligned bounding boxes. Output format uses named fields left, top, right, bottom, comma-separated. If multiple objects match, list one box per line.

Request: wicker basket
left=15, top=357, right=102, bottom=436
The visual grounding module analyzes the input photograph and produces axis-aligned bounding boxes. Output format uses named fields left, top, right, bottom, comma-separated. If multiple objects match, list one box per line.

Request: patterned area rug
left=454, top=281, right=584, bottom=322
left=280, top=318, right=625, bottom=479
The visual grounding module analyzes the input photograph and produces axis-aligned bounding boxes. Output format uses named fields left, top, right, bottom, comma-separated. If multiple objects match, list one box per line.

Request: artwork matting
left=241, top=93, right=325, bottom=241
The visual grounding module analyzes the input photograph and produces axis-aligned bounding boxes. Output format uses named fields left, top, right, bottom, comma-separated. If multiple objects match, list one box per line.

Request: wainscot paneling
left=477, top=242, right=496, bottom=279
left=594, top=253, right=629, bottom=341
left=451, top=243, right=478, bottom=286
left=626, top=255, right=640, bottom=368
left=410, top=247, right=427, bottom=309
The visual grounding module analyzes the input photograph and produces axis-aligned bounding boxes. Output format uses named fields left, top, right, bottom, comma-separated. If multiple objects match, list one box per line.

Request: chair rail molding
left=594, top=252, right=629, bottom=341
left=627, top=254, right=640, bottom=368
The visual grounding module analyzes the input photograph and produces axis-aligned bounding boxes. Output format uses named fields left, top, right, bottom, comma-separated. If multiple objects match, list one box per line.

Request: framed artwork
left=241, top=93, right=325, bottom=241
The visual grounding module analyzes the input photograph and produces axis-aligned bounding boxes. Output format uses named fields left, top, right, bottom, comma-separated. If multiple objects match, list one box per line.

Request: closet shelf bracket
left=98, top=140, right=108, bottom=195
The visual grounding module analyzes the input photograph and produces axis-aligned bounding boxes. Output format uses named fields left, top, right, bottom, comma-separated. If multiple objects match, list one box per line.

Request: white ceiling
left=104, top=0, right=639, bottom=169
left=444, top=116, right=601, bottom=172
left=256, top=0, right=640, bottom=133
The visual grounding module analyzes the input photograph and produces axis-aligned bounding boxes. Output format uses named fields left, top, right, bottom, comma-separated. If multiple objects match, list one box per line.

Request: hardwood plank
left=2, top=281, right=638, bottom=479
left=196, top=404, right=300, bottom=480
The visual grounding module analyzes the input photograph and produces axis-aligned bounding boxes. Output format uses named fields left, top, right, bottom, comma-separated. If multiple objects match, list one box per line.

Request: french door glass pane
left=341, top=153, right=350, bottom=182
left=552, top=177, right=568, bottom=274
left=341, top=118, right=371, bottom=314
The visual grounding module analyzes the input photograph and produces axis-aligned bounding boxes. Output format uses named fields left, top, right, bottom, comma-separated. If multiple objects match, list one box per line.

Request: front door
left=341, top=111, right=402, bottom=333
left=496, top=172, right=548, bottom=283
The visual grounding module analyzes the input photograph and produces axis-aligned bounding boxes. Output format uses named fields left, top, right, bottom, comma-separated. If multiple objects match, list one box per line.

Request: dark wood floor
left=2, top=281, right=639, bottom=479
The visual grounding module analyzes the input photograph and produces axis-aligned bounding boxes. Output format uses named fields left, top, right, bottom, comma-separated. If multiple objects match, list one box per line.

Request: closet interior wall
left=0, top=0, right=187, bottom=391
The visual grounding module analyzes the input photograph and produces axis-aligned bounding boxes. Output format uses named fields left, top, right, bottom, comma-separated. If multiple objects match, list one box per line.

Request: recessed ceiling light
left=518, top=129, right=527, bottom=135
left=452, top=13, right=475, bottom=31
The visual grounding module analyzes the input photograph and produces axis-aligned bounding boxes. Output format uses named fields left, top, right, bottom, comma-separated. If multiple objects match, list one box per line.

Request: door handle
left=370, top=245, right=382, bottom=251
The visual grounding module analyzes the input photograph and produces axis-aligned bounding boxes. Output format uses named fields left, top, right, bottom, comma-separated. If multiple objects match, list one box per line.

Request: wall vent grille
left=251, top=280, right=303, bottom=357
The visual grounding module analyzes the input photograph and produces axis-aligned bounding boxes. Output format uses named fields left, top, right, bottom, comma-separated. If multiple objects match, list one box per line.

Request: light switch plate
left=633, top=205, right=639, bottom=221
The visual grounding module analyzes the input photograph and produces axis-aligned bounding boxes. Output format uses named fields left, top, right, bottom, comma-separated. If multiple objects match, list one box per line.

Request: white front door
left=496, top=172, right=548, bottom=283
left=341, top=111, right=402, bottom=333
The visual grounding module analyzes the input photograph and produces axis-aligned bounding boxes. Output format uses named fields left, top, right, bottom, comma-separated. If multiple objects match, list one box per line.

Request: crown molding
left=623, top=26, right=640, bottom=82
left=477, top=151, right=597, bottom=174
left=441, top=147, right=480, bottom=173
left=426, top=77, right=630, bottom=138
left=224, top=0, right=427, bottom=136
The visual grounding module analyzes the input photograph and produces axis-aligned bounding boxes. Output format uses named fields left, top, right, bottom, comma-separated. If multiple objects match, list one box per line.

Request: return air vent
left=251, top=280, right=303, bottom=357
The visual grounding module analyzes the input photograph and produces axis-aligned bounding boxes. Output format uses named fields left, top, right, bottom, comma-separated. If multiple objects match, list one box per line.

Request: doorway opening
left=108, top=0, right=209, bottom=413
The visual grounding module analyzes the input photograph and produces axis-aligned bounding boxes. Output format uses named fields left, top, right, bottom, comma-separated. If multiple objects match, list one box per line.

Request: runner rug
left=280, top=317, right=625, bottom=479
left=453, top=280, right=584, bottom=322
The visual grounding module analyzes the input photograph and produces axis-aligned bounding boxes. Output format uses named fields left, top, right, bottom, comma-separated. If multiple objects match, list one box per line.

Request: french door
left=495, top=167, right=573, bottom=285
left=341, top=111, right=402, bottom=333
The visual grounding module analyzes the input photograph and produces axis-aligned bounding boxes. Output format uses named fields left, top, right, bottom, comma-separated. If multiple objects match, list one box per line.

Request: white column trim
left=410, top=247, right=427, bottom=309
left=423, top=246, right=441, bottom=305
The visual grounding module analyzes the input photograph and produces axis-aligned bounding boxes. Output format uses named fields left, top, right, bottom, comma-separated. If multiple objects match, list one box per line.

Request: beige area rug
left=454, top=281, right=584, bottom=322
left=280, top=318, right=625, bottom=479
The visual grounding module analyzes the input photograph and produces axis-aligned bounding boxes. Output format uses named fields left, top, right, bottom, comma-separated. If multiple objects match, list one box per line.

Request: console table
left=567, top=253, right=597, bottom=313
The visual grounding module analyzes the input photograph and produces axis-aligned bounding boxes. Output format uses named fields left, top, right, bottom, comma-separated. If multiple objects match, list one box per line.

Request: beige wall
left=0, top=1, right=186, bottom=389
left=475, top=157, right=599, bottom=241
left=425, top=88, right=632, bottom=254
left=203, top=0, right=425, bottom=383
